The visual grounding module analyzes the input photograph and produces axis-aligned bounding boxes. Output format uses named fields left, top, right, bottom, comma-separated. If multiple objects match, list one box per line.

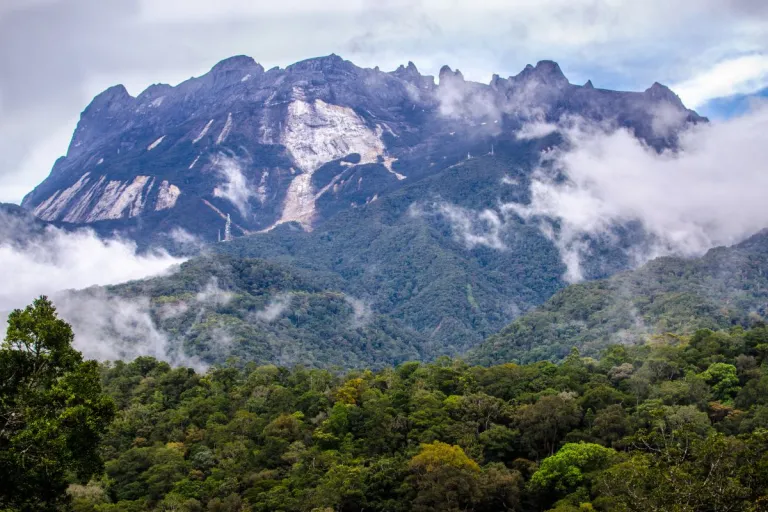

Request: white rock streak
left=273, top=99, right=389, bottom=229
left=193, top=119, right=214, bottom=144
left=216, top=113, right=233, bottom=145
left=86, top=176, right=152, bottom=221
left=147, top=136, right=165, bottom=151
left=155, top=181, right=181, bottom=211
left=34, top=175, right=171, bottom=223
left=189, top=155, right=201, bottom=170
left=62, top=176, right=108, bottom=223
left=33, top=173, right=92, bottom=220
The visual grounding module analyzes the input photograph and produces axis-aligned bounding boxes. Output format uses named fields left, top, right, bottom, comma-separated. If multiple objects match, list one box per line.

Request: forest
left=5, top=298, right=768, bottom=511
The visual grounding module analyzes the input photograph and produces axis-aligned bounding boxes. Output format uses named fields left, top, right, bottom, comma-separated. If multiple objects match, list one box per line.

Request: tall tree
left=0, top=297, right=115, bottom=511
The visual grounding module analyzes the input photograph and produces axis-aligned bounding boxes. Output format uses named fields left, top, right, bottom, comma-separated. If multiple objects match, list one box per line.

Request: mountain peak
left=439, top=65, right=464, bottom=84
left=583, top=79, right=594, bottom=89
left=210, top=55, right=263, bottom=74
left=512, top=60, right=569, bottom=85
left=287, top=54, right=357, bottom=74
left=534, top=60, right=569, bottom=85
left=644, top=82, right=684, bottom=107
left=393, top=60, right=421, bottom=79
left=93, top=84, right=133, bottom=103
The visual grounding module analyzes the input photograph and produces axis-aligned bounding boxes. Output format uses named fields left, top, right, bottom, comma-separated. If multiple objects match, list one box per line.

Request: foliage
left=0, top=297, right=115, bottom=511
left=29, top=323, right=768, bottom=511
left=470, top=232, right=768, bottom=365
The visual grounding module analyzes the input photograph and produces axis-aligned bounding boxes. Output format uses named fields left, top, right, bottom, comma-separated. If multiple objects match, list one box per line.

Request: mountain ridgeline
left=11, top=54, right=717, bottom=367
left=21, top=54, right=703, bottom=247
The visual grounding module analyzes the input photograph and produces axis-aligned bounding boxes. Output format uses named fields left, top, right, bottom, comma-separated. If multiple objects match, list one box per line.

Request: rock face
left=21, top=54, right=705, bottom=245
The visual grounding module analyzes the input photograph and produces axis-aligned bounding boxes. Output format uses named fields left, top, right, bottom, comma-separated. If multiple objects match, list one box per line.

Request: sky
left=0, top=0, right=767, bottom=204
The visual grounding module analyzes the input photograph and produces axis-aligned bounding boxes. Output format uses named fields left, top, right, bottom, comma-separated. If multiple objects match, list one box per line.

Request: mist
left=252, top=293, right=293, bottom=322
left=212, top=154, right=257, bottom=218
left=0, top=220, right=186, bottom=362
left=54, top=288, right=206, bottom=371
left=510, top=104, right=768, bottom=281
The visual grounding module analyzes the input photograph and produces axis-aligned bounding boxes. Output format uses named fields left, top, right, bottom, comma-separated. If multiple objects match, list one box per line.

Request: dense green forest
left=471, top=230, right=768, bottom=366
left=103, top=256, right=425, bottom=369
left=6, top=298, right=768, bottom=511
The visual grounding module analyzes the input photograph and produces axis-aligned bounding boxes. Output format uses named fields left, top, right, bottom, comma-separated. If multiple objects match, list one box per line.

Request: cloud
left=195, top=277, right=233, bottom=306
left=166, top=227, right=210, bottom=254
left=0, top=222, right=184, bottom=313
left=252, top=293, right=293, bottom=322
left=212, top=154, right=257, bottom=218
left=345, top=295, right=372, bottom=328
left=671, top=54, right=768, bottom=108
left=0, top=217, right=199, bottom=365
left=54, top=289, right=206, bottom=371
left=410, top=201, right=507, bottom=250
left=508, top=105, right=768, bottom=281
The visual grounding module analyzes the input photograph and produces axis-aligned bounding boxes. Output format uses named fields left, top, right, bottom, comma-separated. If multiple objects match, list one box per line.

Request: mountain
left=67, top=254, right=425, bottom=369
left=469, top=230, right=768, bottom=366
left=16, top=54, right=710, bottom=367
left=71, top=142, right=654, bottom=367
left=20, top=54, right=704, bottom=248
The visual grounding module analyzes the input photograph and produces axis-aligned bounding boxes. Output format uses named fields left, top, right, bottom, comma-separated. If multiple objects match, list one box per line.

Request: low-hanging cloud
left=345, top=295, right=373, bottom=329
left=0, top=220, right=195, bottom=364
left=0, top=222, right=184, bottom=313
left=252, top=293, right=293, bottom=322
left=410, top=201, right=507, bottom=250
left=212, top=154, right=257, bottom=218
left=54, top=288, right=206, bottom=371
left=509, top=104, right=768, bottom=281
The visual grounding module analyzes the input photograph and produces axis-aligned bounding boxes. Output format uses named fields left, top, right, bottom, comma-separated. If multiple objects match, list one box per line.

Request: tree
left=529, top=442, right=620, bottom=506
left=407, top=441, right=481, bottom=511
left=515, top=394, right=582, bottom=458
left=700, top=363, right=740, bottom=403
left=0, top=297, right=116, bottom=511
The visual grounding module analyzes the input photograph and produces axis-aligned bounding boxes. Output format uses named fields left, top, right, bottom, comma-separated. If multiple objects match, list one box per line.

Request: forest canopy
left=4, top=298, right=768, bottom=511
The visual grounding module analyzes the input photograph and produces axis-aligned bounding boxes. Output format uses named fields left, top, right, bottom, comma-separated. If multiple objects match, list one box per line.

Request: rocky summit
left=20, top=54, right=704, bottom=247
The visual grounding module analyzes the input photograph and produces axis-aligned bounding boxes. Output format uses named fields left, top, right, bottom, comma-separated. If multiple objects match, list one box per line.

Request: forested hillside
left=100, top=256, right=424, bottom=369
left=57, top=322, right=768, bottom=510
left=470, top=230, right=768, bottom=366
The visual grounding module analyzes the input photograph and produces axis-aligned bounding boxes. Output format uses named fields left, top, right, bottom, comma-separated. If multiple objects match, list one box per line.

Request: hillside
left=58, top=322, right=768, bottom=511
left=469, top=230, right=768, bottom=365
left=82, top=255, right=428, bottom=369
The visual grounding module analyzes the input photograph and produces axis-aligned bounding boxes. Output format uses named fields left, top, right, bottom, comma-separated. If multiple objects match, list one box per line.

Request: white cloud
left=252, top=293, right=293, bottom=322
left=509, top=106, right=768, bottom=281
left=0, top=225, right=184, bottom=312
left=411, top=202, right=507, bottom=250
left=54, top=289, right=206, bottom=371
left=345, top=295, right=372, bottom=328
left=671, top=54, right=768, bottom=108
left=0, top=219, right=198, bottom=364
left=212, top=154, right=257, bottom=218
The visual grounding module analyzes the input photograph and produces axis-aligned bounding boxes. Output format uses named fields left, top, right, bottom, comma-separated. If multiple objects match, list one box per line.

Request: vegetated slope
left=103, top=255, right=424, bottom=369
left=63, top=138, right=649, bottom=368
left=83, top=325, right=768, bottom=511
left=469, top=230, right=768, bottom=365
left=216, top=141, right=572, bottom=354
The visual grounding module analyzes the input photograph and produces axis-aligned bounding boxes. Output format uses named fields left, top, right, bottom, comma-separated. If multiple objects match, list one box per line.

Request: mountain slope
left=469, top=230, right=768, bottom=365
left=73, top=255, right=426, bottom=369
left=21, top=55, right=704, bottom=248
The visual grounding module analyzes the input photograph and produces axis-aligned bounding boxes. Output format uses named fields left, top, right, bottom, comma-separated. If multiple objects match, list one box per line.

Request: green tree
left=530, top=442, right=620, bottom=506
left=700, top=363, right=740, bottom=402
left=407, top=441, right=481, bottom=512
left=0, top=297, right=116, bottom=511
